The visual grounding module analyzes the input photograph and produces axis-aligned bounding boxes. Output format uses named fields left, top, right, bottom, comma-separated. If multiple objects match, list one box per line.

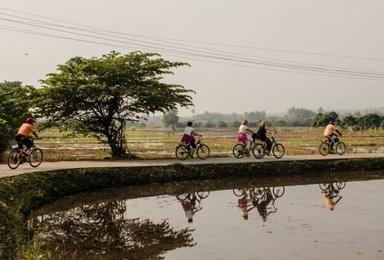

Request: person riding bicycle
left=237, top=120, right=255, bottom=154
left=323, top=121, right=342, bottom=152
left=180, top=121, right=201, bottom=154
left=15, top=117, right=40, bottom=150
left=254, top=120, right=276, bottom=155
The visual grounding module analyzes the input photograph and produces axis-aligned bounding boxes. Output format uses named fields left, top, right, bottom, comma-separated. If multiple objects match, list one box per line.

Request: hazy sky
left=1, top=0, right=384, bottom=117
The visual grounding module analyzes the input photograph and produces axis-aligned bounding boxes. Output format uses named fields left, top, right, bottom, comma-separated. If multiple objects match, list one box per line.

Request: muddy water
left=33, top=177, right=384, bottom=260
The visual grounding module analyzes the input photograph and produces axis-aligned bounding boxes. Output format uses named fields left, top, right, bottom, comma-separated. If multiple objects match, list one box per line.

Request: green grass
left=3, top=127, right=384, bottom=162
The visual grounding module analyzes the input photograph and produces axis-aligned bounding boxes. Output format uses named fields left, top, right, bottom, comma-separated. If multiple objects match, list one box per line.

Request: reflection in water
left=234, top=186, right=285, bottom=221
left=176, top=191, right=210, bottom=223
left=32, top=200, right=195, bottom=259
left=29, top=177, right=384, bottom=259
left=319, top=182, right=346, bottom=211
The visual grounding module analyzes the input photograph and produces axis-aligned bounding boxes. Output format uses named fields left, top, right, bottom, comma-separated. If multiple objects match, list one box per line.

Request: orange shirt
left=17, top=123, right=34, bottom=137
left=323, top=124, right=335, bottom=136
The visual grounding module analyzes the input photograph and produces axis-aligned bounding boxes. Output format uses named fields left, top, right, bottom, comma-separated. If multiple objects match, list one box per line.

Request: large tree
left=34, top=51, right=195, bottom=157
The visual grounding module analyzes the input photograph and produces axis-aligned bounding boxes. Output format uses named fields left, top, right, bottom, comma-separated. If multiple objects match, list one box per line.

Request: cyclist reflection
left=176, top=191, right=210, bottom=223
left=319, top=182, right=346, bottom=211
left=234, top=186, right=284, bottom=221
left=237, top=193, right=255, bottom=220
left=253, top=188, right=275, bottom=222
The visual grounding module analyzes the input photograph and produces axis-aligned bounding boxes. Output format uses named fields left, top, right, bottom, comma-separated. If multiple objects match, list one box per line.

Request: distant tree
left=162, top=109, right=179, bottom=131
left=357, top=113, right=382, bottom=129
left=312, top=111, right=339, bottom=127
left=34, top=51, right=194, bottom=157
left=341, top=115, right=358, bottom=129
left=216, top=121, right=227, bottom=128
left=287, top=107, right=315, bottom=125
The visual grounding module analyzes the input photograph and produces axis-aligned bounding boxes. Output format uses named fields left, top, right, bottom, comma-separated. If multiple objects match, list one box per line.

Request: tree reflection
left=234, top=186, right=285, bottom=221
left=319, top=182, right=346, bottom=211
left=32, top=200, right=195, bottom=259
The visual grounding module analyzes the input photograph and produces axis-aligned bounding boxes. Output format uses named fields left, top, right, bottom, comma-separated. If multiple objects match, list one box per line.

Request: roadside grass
left=2, top=127, right=384, bottom=162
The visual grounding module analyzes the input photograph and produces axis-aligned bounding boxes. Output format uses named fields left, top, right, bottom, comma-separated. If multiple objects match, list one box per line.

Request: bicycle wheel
left=272, top=143, right=285, bottom=159
left=252, top=143, right=265, bottom=159
left=175, top=145, right=189, bottom=160
left=233, top=189, right=246, bottom=197
left=197, top=191, right=210, bottom=199
left=336, top=182, right=346, bottom=190
left=7, top=148, right=22, bottom=169
left=319, top=142, right=329, bottom=156
left=197, top=144, right=210, bottom=160
left=233, top=143, right=245, bottom=158
left=272, top=186, right=285, bottom=198
left=176, top=193, right=190, bottom=200
left=336, top=142, right=346, bottom=155
left=319, top=183, right=330, bottom=191
left=29, top=147, right=43, bottom=167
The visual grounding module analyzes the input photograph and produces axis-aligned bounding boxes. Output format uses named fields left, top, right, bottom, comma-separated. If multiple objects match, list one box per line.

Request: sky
left=1, top=0, right=384, bottom=117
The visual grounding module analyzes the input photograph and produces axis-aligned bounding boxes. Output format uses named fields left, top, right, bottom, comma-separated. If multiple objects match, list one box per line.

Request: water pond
left=31, top=174, right=384, bottom=260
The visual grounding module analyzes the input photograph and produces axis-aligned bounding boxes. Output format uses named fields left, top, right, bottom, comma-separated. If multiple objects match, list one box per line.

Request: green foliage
left=0, top=81, right=35, bottom=152
left=34, top=51, right=195, bottom=157
left=311, top=111, right=339, bottom=127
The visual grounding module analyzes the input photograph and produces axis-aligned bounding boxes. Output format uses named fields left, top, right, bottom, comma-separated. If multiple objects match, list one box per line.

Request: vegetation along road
left=1, top=152, right=384, bottom=179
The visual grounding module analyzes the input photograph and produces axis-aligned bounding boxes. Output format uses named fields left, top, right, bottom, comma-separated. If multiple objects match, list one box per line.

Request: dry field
left=6, top=127, right=382, bottom=162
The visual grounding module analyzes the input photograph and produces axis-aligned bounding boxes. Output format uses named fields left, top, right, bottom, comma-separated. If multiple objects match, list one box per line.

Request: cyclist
left=255, top=120, right=276, bottom=155
left=180, top=121, right=201, bottom=154
left=237, top=120, right=255, bottom=155
left=323, top=121, right=342, bottom=152
left=15, top=117, right=40, bottom=150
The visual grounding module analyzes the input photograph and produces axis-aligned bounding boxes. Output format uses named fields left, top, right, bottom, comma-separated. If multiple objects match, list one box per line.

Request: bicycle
left=7, top=136, right=43, bottom=169
left=232, top=140, right=265, bottom=159
left=319, top=134, right=346, bottom=156
left=175, top=136, right=210, bottom=160
left=251, top=132, right=285, bottom=159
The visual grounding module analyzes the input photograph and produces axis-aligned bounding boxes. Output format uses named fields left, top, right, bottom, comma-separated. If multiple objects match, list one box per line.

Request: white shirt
left=184, top=126, right=194, bottom=136
left=238, top=124, right=249, bottom=133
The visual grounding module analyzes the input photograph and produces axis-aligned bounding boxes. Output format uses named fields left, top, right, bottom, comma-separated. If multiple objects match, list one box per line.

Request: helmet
left=26, top=117, right=34, bottom=124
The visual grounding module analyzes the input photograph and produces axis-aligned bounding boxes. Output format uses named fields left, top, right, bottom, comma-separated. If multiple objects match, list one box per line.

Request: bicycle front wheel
left=7, top=149, right=22, bottom=169
left=29, top=147, right=43, bottom=167
left=272, top=143, right=285, bottom=159
left=272, top=186, right=285, bottom=198
left=336, top=142, right=346, bottom=155
left=319, top=142, right=329, bottom=156
left=197, top=144, right=210, bottom=160
left=252, top=143, right=265, bottom=159
left=197, top=191, right=210, bottom=199
left=233, top=144, right=245, bottom=159
left=175, top=145, right=189, bottom=160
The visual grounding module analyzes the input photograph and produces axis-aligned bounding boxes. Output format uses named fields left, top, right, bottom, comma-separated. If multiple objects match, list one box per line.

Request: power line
left=1, top=7, right=384, bottom=81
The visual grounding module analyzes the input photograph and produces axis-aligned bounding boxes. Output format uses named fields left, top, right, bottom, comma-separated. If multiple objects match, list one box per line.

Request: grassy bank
left=1, top=157, right=384, bottom=258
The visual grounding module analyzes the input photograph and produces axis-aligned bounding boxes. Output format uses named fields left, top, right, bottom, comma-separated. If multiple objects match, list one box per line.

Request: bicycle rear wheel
left=252, top=143, right=265, bottom=159
left=175, top=145, right=189, bottom=160
left=7, top=148, right=22, bottom=169
left=319, top=142, right=329, bottom=156
left=233, top=143, right=245, bottom=158
left=336, top=142, right=346, bottom=155
left=272, top=143, right=285, bottom=159
left=29, top=147, right=43, bottom=167
left=197, top=144, right=210, bottom=160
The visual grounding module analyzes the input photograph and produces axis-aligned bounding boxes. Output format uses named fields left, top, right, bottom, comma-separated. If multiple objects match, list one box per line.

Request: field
left=4, top=127, right=382, bottom=162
